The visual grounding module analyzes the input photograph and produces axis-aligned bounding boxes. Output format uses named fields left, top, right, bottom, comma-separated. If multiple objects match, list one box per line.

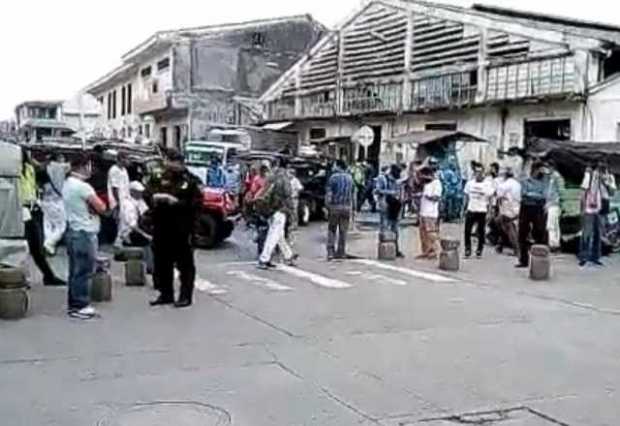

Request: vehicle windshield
left=185, top=145, right=225, bottom=165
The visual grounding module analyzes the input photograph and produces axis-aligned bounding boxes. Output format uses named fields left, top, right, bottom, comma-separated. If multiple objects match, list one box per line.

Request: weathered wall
left=586, top=77, right=620, bottom=141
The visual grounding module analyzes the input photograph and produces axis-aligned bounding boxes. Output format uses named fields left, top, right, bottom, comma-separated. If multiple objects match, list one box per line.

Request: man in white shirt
left=416, top=166, right=443, bottom=260
left=107, top=151, right=130, bottom=249
left=496, top=167, right=522, bottom=257
left=464, top=164, right=495, bottom=258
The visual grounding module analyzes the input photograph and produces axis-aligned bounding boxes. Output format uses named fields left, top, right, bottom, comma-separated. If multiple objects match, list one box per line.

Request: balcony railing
left=485, top=55, right=575, bottom=102
left=342, top=83, right=402, bottom=115
left=411, top=72, right=477, bottom=111
left=265, top=98, right=295, bottom=121
left=134, top=92, right=168, bottom=115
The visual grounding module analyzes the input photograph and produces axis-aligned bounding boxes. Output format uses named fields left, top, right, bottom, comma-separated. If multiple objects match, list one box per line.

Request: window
left=121, top=127, right=126, bottom=138
left=157, top=57, right=170, bottom=71
left=139, top=125, right=143, bottom=136
left=121, top=86, right=126, bottom=116
left=140, top=66, right=152, bottom=77
left=160, top=126, right=168, bottom=146
left=152, top=81, right=158, bottom=94
left=174, top=125, right=182, bottom=149
left=107, top=93, right=112, bottom=120
left=127, top=84, right=132, bottom=114
left=309, top=128, right=326, bottom=140
left=128, top=127, right=133, bottom=138
left=112, top=90, right=117, bottom=119
left=144, top=124, right=151, bottom=139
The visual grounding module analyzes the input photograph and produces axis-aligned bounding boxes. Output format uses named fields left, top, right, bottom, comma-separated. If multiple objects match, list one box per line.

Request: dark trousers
left=518, top=204, right=547, bottom=266
left=153, top=238, right=196, bottom=302
left=464, top=211, right=487, bottom=254
left=357, top=187, right=376, bottom=212
left=24, top=207, right=57, bottom=281
left=579, top=213, right=602, bottom=263
left=327, top=208, right=350, bottom=257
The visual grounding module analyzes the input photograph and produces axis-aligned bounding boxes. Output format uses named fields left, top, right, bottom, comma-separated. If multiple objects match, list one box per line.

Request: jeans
left=464, top=212, right=487, bottom=254
left=579, top=213, right=602, bottom=263
left=66, top=229, right=97, bottom=311
left=327, top=208, right=350, bottom=257
left=259, top=211, right=293, bottom=263
left=518, top=204, right=547, bottom=266
left=380, top=212, right=400, bottom=252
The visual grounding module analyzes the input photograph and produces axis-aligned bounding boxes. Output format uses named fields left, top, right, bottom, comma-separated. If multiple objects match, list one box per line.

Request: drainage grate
left=97, top=401, right=232, bottom=426
left=412, top=407, right=569, bottom=425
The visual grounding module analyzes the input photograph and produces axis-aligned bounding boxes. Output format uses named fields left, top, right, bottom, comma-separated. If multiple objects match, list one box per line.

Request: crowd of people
left=16, top=146, right=617, bottom=320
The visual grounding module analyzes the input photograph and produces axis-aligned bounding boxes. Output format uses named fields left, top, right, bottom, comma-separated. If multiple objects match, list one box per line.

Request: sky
left=2, top=0, right=620, bottom=120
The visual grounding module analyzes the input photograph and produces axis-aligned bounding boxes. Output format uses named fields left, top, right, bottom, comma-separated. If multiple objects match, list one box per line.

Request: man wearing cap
left=147, top=150, right=203, bottom=308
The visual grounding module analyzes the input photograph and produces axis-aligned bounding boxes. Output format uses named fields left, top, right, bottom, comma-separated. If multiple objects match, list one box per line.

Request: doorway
left=524, top=119, right=571, bottom=147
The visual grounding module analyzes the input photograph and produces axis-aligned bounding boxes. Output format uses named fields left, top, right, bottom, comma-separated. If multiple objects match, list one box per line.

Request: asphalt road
left=1, top=221, right=619, bottom=425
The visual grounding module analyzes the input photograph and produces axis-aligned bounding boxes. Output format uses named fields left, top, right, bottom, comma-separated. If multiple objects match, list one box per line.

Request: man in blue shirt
left=516, top=161, right=548, bottom=268
left=376, top=164, right=404, bottom=258
left=206, top=158, right=226, bottom=188
left=326, top=160, right=354, bottom=260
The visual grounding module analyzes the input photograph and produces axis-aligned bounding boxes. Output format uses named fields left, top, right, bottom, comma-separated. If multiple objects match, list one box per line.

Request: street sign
left=352, top=125, right=374, bottom=148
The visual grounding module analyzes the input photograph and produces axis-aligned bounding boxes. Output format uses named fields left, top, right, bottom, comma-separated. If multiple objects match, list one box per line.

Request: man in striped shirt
left=326, top=160, right=354, bottom=260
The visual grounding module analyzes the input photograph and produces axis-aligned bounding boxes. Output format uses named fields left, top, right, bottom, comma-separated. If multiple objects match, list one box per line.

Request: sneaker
left=464, top=250, right=472, bottom=259
left=174, top=299, right=192, bottom=309
left=578, top=260, right=587, bottom=267
left=396, top=252, right=405, bottom=259
left=476, top=252, right=482, bottom=259
left=68, top=306, right=98, bottom=319
left=284, top=258, right=297, bottom=267
left=592, top=260, right=605, bottom=267
left=44, top=276, right=66, bottom=287
left=515, top=263, right=528, bottom=269
left=257, top=261, right=270, bottom=270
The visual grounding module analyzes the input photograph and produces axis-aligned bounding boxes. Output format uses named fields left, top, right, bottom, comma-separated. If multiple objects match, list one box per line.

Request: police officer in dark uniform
left=147, top=149, right=202, bottom=308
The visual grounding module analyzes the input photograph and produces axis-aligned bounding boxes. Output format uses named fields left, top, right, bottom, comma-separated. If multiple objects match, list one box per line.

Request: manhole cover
left=99, top=401, right=231, bottom=426
left=414, top=407, right=567, bottom=425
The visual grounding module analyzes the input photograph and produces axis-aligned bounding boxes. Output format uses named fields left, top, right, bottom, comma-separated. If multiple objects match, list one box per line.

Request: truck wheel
left=217, top=221, right=234, bottom=241
left=195, top=214, right=219, bottom=249
left=298, top=201, right=311, bottom=226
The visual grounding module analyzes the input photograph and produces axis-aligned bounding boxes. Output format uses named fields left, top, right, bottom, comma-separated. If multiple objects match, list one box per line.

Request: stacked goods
left=0, top=266, right=29, bottom=320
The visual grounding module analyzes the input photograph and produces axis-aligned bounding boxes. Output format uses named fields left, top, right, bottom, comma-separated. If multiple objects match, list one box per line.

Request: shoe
left=476, top=252, right=482, bottom=259
left=464, top=250, right=471, bottom=259
left=284, top=258, right=297, bottom=267
left=327, top=254, right=335, bottom=262
left=174, top=299, right=192, bottom=308
left=592, top=260, right=605, bottom=267
left=396, top=252, right=405, bottom=259
left=257, top=261, right=270, bottom=270
left=515, top=263, right=528, bottom=269
left=149, top=296, right=174, bottom=306
left=578, top=260, right=587, bottom=267
left=44, top=276, right=66, bottom=286
left=69, top=306, right=99, bottom=319
left=495, top=246, right=503, bottom=254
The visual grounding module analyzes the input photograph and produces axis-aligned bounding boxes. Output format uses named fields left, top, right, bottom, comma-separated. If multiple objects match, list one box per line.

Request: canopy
left=384, top=130, right=487, bottom=146
left=528, top=138, right=620, bottom=183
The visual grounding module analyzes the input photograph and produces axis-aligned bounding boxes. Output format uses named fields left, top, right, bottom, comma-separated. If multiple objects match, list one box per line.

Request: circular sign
left=352, top=126, right=374, bottom=148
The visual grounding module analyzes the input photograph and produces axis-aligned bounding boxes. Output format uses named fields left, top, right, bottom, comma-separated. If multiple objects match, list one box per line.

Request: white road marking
left=227, top=271, right=293, bottom=291
left=276, top=265, right=353, bottom=289
left=218, top=261, right=257, bottom=267
left=352, top=259, right=457, bottom=283
left=347, top=270, right=407, bottom=286
left=195, top=277, right=228, bottom=295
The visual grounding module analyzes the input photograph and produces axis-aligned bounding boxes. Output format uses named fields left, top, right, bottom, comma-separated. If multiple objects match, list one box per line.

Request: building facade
left=14, top=101, right=74, bottom=142
left=260, top=1, right=620, bottom=171
left=85, top=15, right=324, bottom=148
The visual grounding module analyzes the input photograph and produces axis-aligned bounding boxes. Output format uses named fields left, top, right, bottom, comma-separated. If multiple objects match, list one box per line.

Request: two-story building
left=260, top=1, right=620, bottom=171
left=85, top=15, right=325, bottom=148
left=15, top=101, right=75, bottom=142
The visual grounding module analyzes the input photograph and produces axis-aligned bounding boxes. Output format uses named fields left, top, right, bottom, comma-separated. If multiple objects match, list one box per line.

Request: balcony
left=134, top=92, right=169, bottom=115
left=300, top=93, right=337, bottom=118
left=342, top=83, right=402, bottom=115
left=410, top=72, right=477, bottom=111
left=485, top=55, right=576, bottom=102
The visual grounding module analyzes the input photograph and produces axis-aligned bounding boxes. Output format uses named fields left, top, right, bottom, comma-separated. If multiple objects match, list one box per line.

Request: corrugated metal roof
left=385, top=130, right=487, bottom=145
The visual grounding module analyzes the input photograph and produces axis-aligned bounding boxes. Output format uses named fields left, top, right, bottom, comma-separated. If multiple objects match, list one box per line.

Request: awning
left=385, top=130, right=487, bottom=146
left=261, top=121, right=293, bottom=131
left=22, top=119, right=75, bottom=132
left=310, top=136, right=352, bottom=145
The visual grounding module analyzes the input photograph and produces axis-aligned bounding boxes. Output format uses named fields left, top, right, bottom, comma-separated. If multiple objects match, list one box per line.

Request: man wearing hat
left=147, top=150, right=203, bottom=308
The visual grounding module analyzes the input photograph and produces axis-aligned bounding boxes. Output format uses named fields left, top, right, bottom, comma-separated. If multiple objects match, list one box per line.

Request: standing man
left=108, top=151, right=130, bottom=249
left=63, top=154, right=107, bottom=319
left=206, top=157, right=226, bottom=188
left=288, top=167, right=304, bottom=231
left=463, top=164, right=495, bottom=258
left=516, top=162, right=548, bottom=268
left=351, top=161, right=366, bottom=212
left=256, top=158, right=297, bottom=269
left=416, top=164, right=443, bottom=260
left=544, top=161, right=565, bottom=253
left=376, top=164, right=405, bottom=258
left=326, top=160, right=354, bottom=260
left=496, top=168, right=521, bottom=257
left=41, top=153, right=70, bottom=255
left=19, top=148, right=65, bottom=286
left=579, top=162, right=616, bottom=266
left=148, top=150, right=203, bottom=308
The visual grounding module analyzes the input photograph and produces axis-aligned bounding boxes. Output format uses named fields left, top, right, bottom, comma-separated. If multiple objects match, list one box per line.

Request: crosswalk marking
left=277, top=265, right=353, bottom=289
left=352, top=259, right=457, bottom=283
left=195, top=277, right=228, bottom=295
left=346, top=271, right=407, bottom=286
left=226, top=270, right=293, bottom=291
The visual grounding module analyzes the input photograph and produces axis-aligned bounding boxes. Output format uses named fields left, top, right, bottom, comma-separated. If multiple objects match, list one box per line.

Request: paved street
left=2, top=221, right=620, bottom=425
